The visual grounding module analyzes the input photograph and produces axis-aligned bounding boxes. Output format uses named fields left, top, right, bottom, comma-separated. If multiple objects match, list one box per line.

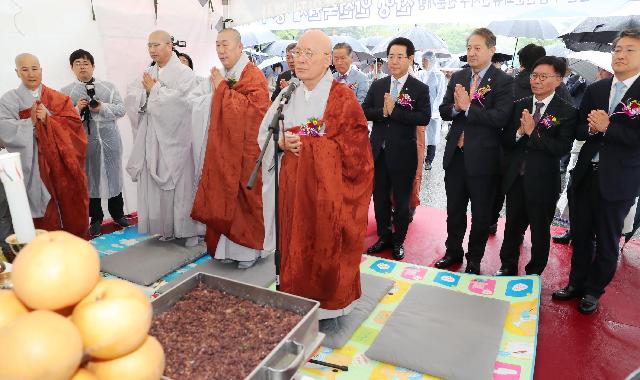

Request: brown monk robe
left=411, top=125, right=426, bottom=210
left=260, top=30, right=374, bottom=316
left=0, top=54, right=87, bottom=237
left=19, top=89, right=88, bottom=236
left=191, top=29, right=271, bottom=262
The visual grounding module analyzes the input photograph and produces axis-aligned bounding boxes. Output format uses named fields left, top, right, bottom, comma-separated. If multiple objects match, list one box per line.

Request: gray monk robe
left=125, top=53, right=203, bottom=238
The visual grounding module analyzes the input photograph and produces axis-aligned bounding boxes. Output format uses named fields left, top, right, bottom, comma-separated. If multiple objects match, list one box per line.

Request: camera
left=85, top=83, right=99, bottom=108
left=171, top=36, right=186, bottom=48
left=79, top=83, right=99, bottom=131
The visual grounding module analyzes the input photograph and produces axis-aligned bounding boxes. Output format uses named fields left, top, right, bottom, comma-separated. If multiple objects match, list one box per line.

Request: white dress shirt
left=516, top=92, right=555, bottom=141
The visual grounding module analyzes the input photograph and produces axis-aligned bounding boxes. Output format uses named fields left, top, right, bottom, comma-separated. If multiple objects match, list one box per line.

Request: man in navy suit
left=363, top=37, right=431, bottom=260
left=434, top=28, right=514, bottom=274
left=553, top=29, right=640, bottom=314
left=497, top=56, right=577, bottom=276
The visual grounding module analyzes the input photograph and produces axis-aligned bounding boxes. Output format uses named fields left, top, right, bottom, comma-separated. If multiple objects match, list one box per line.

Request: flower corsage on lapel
left=396, top=91, right=414, bottom=110
left=471, top=85, right=491, bottom=107
left=289, top=117, right=326, bottom=137
left=611, top=99, right=640, bottom=119
left=348, top=82, right=359, bottom=91
left=537, top=114, right=559, bottom=136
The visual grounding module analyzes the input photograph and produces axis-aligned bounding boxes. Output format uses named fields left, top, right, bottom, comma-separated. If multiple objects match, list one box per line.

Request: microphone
left=279, top=77, right=300, bottom=105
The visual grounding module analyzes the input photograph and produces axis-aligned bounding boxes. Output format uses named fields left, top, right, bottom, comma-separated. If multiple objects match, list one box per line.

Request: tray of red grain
left=151, top=272, right=322, bottom=380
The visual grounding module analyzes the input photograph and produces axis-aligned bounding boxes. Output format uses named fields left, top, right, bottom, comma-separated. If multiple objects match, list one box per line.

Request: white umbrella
left=544, top=43, right=573, bottom=58
left=487, top=19, right=560, bottom=40
left=359, top=36, right=385, bottom=50
left=567, top=50, right=613, bottom=82
left=258, top=56, right=284, bottom=70
left=263, top=39, right=297, bottom=57
left=488, top=19, right=560, bottom=66
left=236, top=24, right=280, bottom=47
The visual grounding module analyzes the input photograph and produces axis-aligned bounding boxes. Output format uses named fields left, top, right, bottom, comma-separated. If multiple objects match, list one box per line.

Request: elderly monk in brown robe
left=0, top=53, right=88, bottom=237
left=191, top=28, right=271, bottom=269
left=259, top=30, right=374, bottom=318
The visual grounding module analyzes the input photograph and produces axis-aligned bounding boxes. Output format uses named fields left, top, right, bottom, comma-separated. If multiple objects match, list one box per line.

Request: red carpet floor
left=364, top=205, right=640, bottom=380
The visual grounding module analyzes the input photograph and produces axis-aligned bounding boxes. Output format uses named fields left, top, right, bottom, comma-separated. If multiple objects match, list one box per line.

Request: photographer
left=61, top=49, right=128, bottom=237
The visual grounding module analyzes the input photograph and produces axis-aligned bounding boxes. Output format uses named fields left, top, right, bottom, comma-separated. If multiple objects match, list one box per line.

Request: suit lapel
left=539, top=94, right=558, bottom=124
left=619, top=75, right=640, bottom=108
left=402, top=75, right=414, bottom=95
left=600, top=77, right=615, bottom=113
left=477, top=65, right=495, bottom=91
left=460, top=68, right=472, bottom=92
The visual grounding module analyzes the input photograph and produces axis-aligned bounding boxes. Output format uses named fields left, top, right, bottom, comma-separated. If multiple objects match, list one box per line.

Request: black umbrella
left=561, top=15, right=640, bottom=52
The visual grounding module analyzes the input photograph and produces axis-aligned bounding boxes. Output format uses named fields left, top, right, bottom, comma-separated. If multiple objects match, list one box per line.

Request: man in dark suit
left=497, top=56, right=577, bottom=276
left=553, top=29, right=640, bottom=314
left=270, top=42, right=297, bottom=101
left=434, top=28, right=514, bottom=274
left=363, top=37, right=431, bottom=260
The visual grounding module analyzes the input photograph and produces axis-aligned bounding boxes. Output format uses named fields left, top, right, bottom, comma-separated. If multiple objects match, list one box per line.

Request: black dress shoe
left=434, top=255, right=463, bottom=269
left=89, top=221, right=102, bottom=238
left=552, top=285, right=583, bottom=301
left=495, top=267, right=517, bottom=276
left=578, top=294, right=599, bottom=314
left=464, top=262, right=481, bottom=275
left=366, top=237, right=392, bottom=254
left=113, top=216, right=130, bottom=228
left=392, top=244, right=405, bottom=260
left=488, top=223, right=498, bottom=236
left=552, top=230, right=571, bottom=244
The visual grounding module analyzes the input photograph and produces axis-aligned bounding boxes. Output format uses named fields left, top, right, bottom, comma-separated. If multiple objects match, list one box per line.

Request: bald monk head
left=148, top=30, right=174, bottom=67
left=216, top=28, right=244, bottom=71
left=293, top=30, right=331, bottom=90
left=15, top=53, right=42, bottom=91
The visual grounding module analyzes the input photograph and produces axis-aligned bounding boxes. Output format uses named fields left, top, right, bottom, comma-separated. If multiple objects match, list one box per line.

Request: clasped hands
left=517, top=109, right=536, bottom=136
left=587, top=110, right=609, bottom=134
left=210, top=67, right=225, bottom=89
left=453, top=84, right=471, bottom=113
left=142, top=72, right=157, bottom=94
left=279, top=131, right=302, bottom=156
left=383, top=93, right=395, bottom=117
left=30, top=102, right=48, bottom=126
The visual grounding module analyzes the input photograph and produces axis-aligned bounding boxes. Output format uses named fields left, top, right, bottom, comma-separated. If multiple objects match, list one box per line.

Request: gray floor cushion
left=157, top=253, right=277, bottom=293
left=100, top=237, right=206, bottom=286
left=365, top=283, right=510, bottom=380
left=320, top=274, right=394, bottom=349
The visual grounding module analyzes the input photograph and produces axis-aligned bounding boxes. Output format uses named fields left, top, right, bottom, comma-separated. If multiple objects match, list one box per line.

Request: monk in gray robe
left=125, top=30, right=203, bottom=245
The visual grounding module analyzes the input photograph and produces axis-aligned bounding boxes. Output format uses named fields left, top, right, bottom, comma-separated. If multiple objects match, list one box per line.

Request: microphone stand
left=247, top=100, right=285, bottom=291
left=247, top=89, right=349, bottom=374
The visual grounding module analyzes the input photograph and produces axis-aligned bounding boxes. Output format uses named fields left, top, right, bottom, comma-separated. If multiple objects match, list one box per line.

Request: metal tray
left=152, top=272, right=321, bottom=380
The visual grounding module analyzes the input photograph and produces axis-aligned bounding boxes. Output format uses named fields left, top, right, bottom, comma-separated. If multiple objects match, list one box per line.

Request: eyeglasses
left=72, top=62, right=92, bottom=68
left=290, top=49, right=329, bottom=59
left=530, top=73, right=560, bottom=81
left=612, top=47, right=638, bottom=55
left=387, top=55, right=408, bottom=61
